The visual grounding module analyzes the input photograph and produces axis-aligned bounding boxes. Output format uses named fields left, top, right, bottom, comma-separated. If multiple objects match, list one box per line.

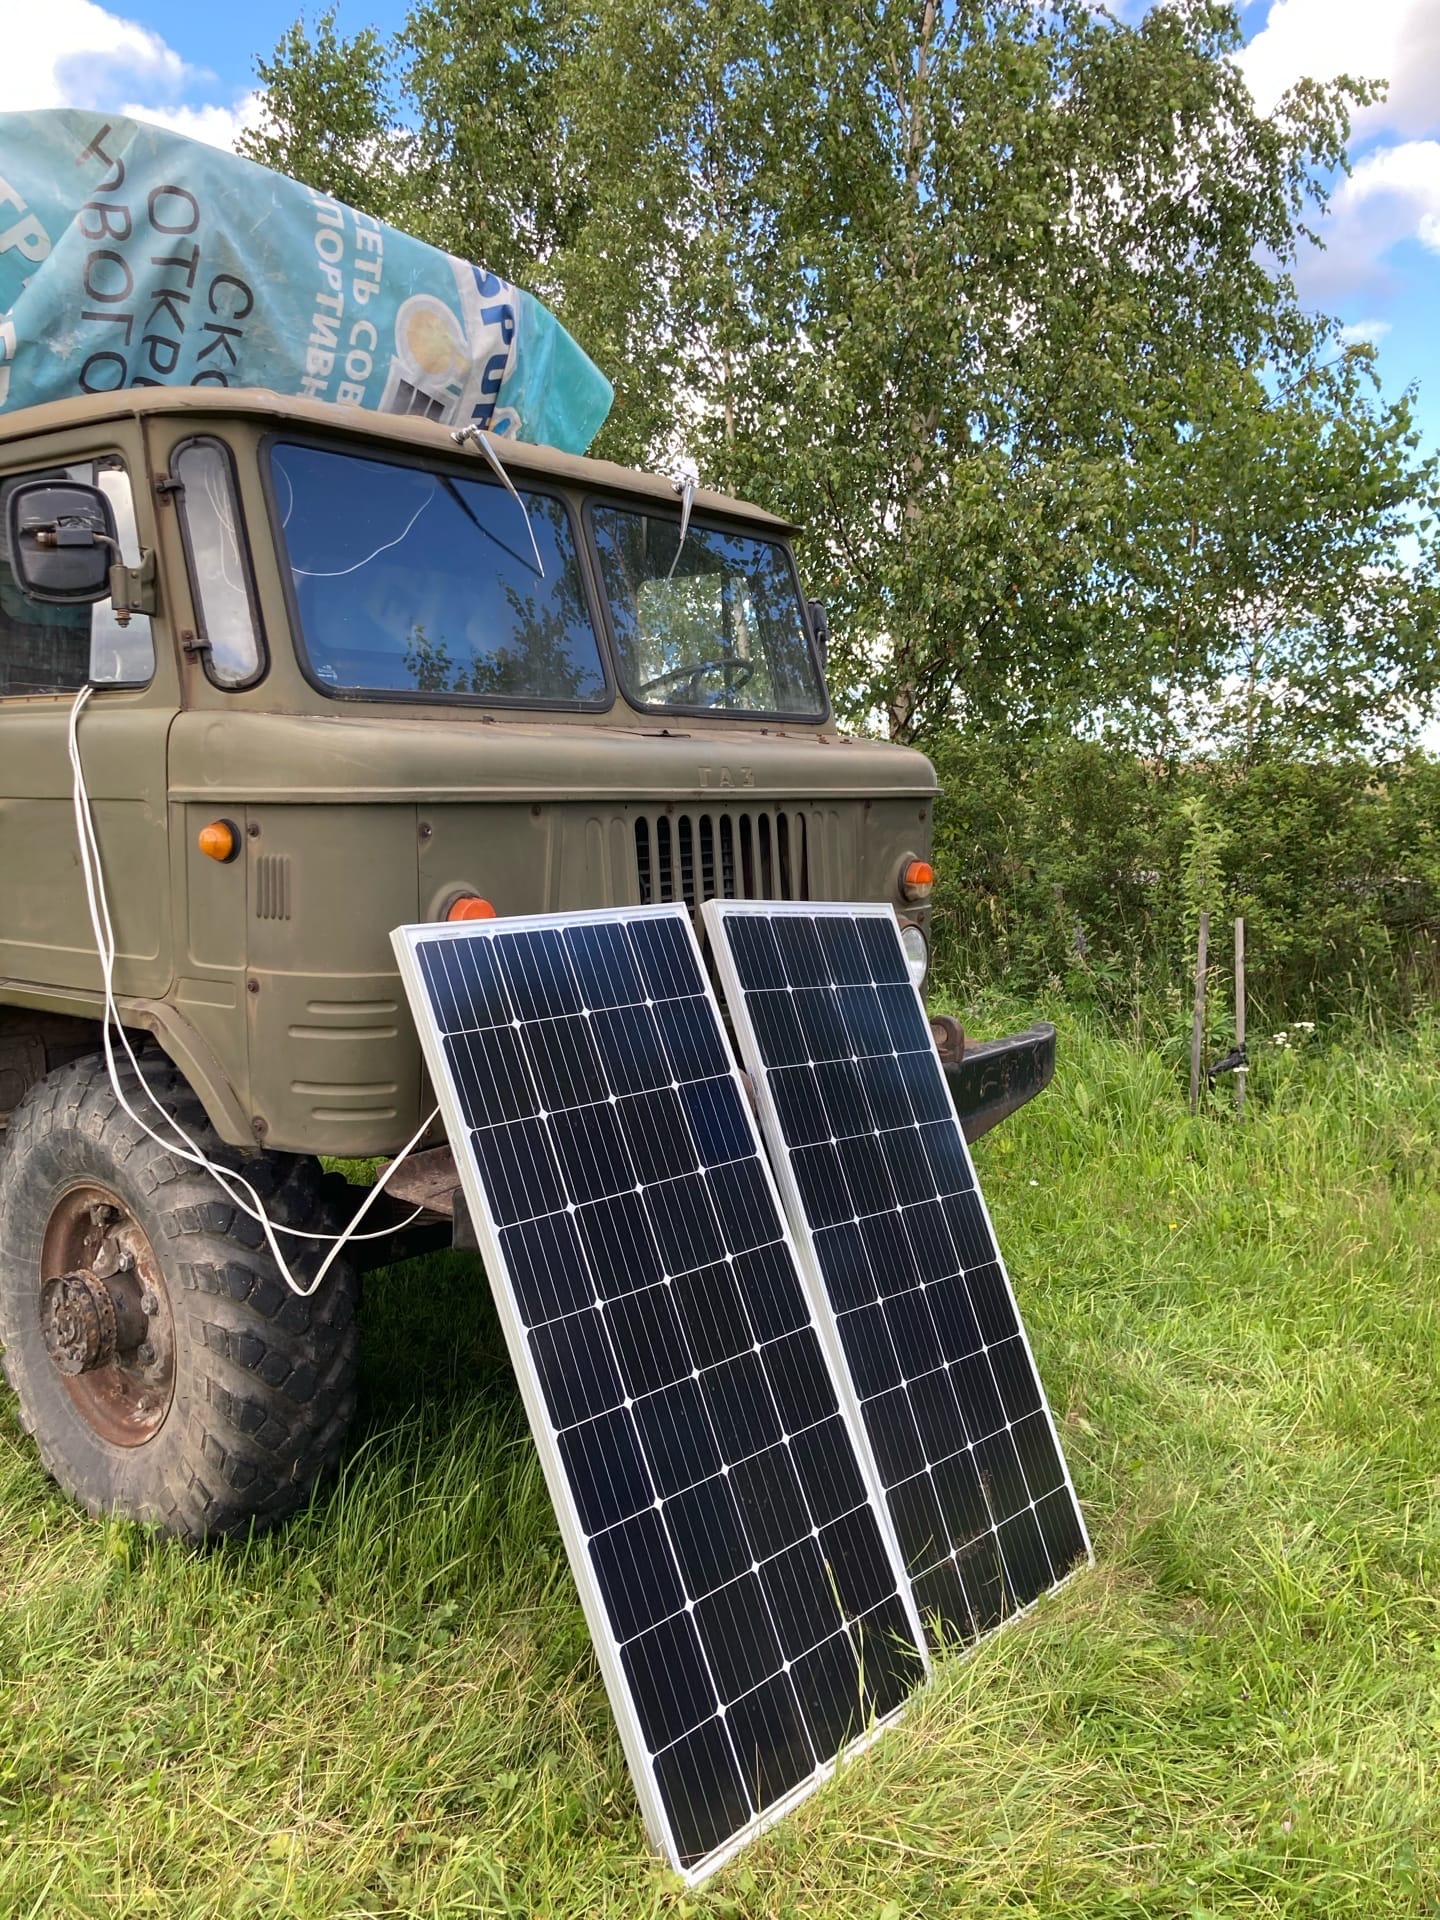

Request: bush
left=927, top=734, right=1440, bottom=1030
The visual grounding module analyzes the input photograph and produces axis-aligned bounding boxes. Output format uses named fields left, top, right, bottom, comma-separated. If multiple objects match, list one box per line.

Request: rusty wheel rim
left=39, top=1183, right=176, bottom=1447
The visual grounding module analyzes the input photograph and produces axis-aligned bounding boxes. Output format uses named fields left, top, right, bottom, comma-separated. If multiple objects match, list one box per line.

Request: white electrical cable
left=289, top=485, right=436, bottom=579
left=68, top=684, right=441, bottom=1298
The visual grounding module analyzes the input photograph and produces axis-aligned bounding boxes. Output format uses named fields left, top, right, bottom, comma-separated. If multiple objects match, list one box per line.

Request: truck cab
left=0, top=387, right=1050, bottom=1538
left=0, top=387, right=953, bottom=1143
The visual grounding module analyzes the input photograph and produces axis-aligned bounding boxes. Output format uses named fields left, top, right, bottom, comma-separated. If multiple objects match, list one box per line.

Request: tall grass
left=2, top=1017, right=1437, bottom=1917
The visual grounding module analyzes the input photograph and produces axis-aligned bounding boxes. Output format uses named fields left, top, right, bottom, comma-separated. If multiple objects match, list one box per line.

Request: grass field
left=2, top=1011, right=1438, bottom=1918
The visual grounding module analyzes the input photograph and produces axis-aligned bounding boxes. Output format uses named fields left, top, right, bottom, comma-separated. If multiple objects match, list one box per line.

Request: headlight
left=899, top=920, right=928, bottom=990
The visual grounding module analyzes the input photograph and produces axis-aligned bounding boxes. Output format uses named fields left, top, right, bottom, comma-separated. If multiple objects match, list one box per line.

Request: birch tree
left=244, top=0, right=1440, bottom=751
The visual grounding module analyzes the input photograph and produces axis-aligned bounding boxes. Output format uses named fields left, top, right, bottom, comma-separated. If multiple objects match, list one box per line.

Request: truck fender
left=123, top=1000, right=254, bottom=1149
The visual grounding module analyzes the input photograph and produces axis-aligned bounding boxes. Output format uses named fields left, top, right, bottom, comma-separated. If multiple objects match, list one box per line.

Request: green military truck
left=0, top=386, right=1053, bottom=1541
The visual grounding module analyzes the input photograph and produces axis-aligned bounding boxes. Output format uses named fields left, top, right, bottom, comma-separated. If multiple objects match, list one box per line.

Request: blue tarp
left=0, top=110, right=613, bottom=454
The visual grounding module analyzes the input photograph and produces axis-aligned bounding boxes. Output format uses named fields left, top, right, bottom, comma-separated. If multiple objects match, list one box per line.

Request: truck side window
left=173, top=440, right=264, bottom=687
left=0, top=458, right=154, bottom=696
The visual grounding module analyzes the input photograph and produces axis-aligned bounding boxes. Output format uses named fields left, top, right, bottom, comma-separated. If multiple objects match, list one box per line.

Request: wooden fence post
left=1189, top=910, right=1210, bottom=1116
left=1234, top=916, right=1247, bottom=1116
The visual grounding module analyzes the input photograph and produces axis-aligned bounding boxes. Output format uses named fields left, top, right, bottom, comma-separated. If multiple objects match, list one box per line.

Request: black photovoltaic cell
left=705, top=902, right=1089, bottom=1649
left=397, top=909, right=925, bottom=1875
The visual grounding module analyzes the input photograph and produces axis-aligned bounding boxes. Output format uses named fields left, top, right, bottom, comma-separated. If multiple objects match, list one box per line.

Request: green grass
left=2, top=1014, right=1438, bottom=1918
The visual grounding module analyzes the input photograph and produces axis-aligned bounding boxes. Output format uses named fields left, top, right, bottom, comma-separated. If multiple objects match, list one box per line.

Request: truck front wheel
left=0, top=1055, right=359, bottom=1542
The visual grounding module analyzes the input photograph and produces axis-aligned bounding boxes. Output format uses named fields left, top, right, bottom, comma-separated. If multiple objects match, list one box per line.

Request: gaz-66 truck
left=0, top=386, right=1054, bottom=1540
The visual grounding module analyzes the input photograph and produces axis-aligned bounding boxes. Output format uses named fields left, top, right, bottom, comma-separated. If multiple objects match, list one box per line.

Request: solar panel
left=391, top=906, right=927, bottom=1880
left=703, top=901, right=1090, bottom=1650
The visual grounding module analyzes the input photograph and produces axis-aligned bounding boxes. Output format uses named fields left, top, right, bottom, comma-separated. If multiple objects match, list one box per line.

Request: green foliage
left=1178, top=794, right=1228, bottom=951
left=245, top=13, right=409, bottom=220
left=706, top=0, right=1438, bottom=754
left=4, top=1021, right=1440, bottom=1914
left=929, top=735, right=1440, bottom=1026
left=244, top=0, right=1440, bottom=757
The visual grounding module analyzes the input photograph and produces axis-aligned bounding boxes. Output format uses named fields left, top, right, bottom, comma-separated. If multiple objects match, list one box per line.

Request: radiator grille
left=634, top=809, right=808, bottom=910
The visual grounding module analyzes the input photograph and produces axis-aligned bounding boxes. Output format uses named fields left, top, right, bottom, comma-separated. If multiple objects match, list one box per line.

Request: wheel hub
left=40, top=1270, right=119, bottom=1374
left=39, top=1186, right=176, bottom=1447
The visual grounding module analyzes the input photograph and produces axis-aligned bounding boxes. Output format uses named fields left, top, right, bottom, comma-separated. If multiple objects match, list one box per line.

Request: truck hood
left=168, top=711, right=937, bottom=804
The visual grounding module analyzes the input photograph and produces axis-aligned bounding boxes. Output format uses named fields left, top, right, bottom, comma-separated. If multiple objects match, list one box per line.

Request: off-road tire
left=0, top=1054, right=360, bottom=1541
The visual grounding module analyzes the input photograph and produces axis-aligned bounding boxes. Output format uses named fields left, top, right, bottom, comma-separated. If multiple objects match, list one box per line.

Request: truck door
left=0, top=442, right=173, bottom=1003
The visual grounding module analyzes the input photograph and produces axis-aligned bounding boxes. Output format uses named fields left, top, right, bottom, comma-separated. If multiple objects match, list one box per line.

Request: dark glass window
left=591, top=506, right=825, bottom=718
left=271, top=442, right=607, bottom=706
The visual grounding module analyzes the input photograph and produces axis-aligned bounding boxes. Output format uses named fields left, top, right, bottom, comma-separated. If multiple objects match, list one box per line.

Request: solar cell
left=392, top=906, right=927, bottom=1879
left=703, top=901, right=1090, bottom=1650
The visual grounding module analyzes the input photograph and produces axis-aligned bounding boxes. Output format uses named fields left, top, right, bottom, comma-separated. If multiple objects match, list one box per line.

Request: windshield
left=591, top=506, right=826, bottom=718
left=271, top=443, right=607, bottom=705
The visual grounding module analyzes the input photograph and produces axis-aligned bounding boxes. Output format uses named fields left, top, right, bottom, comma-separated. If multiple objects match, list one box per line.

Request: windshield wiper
left=450, top=425, right=546, bottom=578
left=435, top=474, right=541, bottom=581
left=665, top=473, right=696, bottom=582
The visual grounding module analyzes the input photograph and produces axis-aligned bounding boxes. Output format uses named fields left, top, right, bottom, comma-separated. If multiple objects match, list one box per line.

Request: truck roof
left=0, top=386, right=799, bottom=532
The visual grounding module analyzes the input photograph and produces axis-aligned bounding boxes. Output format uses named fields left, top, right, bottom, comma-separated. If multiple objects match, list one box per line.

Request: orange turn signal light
left=444, top=893, right=498, bottom=922
left=198, top=819, right=239, bottom=864
left=900, top=858, right=935, bottom=902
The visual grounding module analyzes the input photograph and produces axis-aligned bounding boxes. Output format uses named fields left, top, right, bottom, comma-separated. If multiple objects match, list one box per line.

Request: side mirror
left=807, top=598, right=829, bottom=672
left=7, top=481, right=118, bottom=604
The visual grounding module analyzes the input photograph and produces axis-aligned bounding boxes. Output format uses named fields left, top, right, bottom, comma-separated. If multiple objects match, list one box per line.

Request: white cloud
left=118, top=95, right=263, bottom=152
left=1237, top=5, right=1440, bottom=308
left=3, top=2, right=193, bottom=114
left=1339, top=318, right=1393, bottom=345
left=2, top=1, right=254, bottom=152
left=1343, top=139, right=1440, bottom=248
left=1295, top=139, right=1440, bottom=302
left=1238, top=0, right=1440, bottom=141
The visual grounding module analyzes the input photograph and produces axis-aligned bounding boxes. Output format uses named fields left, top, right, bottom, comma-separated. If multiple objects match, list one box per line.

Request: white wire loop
left=68, top=684, right=440, bottom=1298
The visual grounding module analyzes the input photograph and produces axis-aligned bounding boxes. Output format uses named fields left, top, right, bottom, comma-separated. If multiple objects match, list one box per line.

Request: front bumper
left=934, top=1021, right=1057, bottom=1144
left=375, top=1018, right=1058, bottom=1264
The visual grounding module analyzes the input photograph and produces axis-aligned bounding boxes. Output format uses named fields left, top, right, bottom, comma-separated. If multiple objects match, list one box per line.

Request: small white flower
left=1271, top=1032, right=1290, bottom=1048
left=1295, top=1021, right=1316, bottom=1033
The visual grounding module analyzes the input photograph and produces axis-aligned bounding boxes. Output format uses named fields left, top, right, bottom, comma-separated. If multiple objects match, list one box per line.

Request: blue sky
left=5, top=0, right=1440, bottom=466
